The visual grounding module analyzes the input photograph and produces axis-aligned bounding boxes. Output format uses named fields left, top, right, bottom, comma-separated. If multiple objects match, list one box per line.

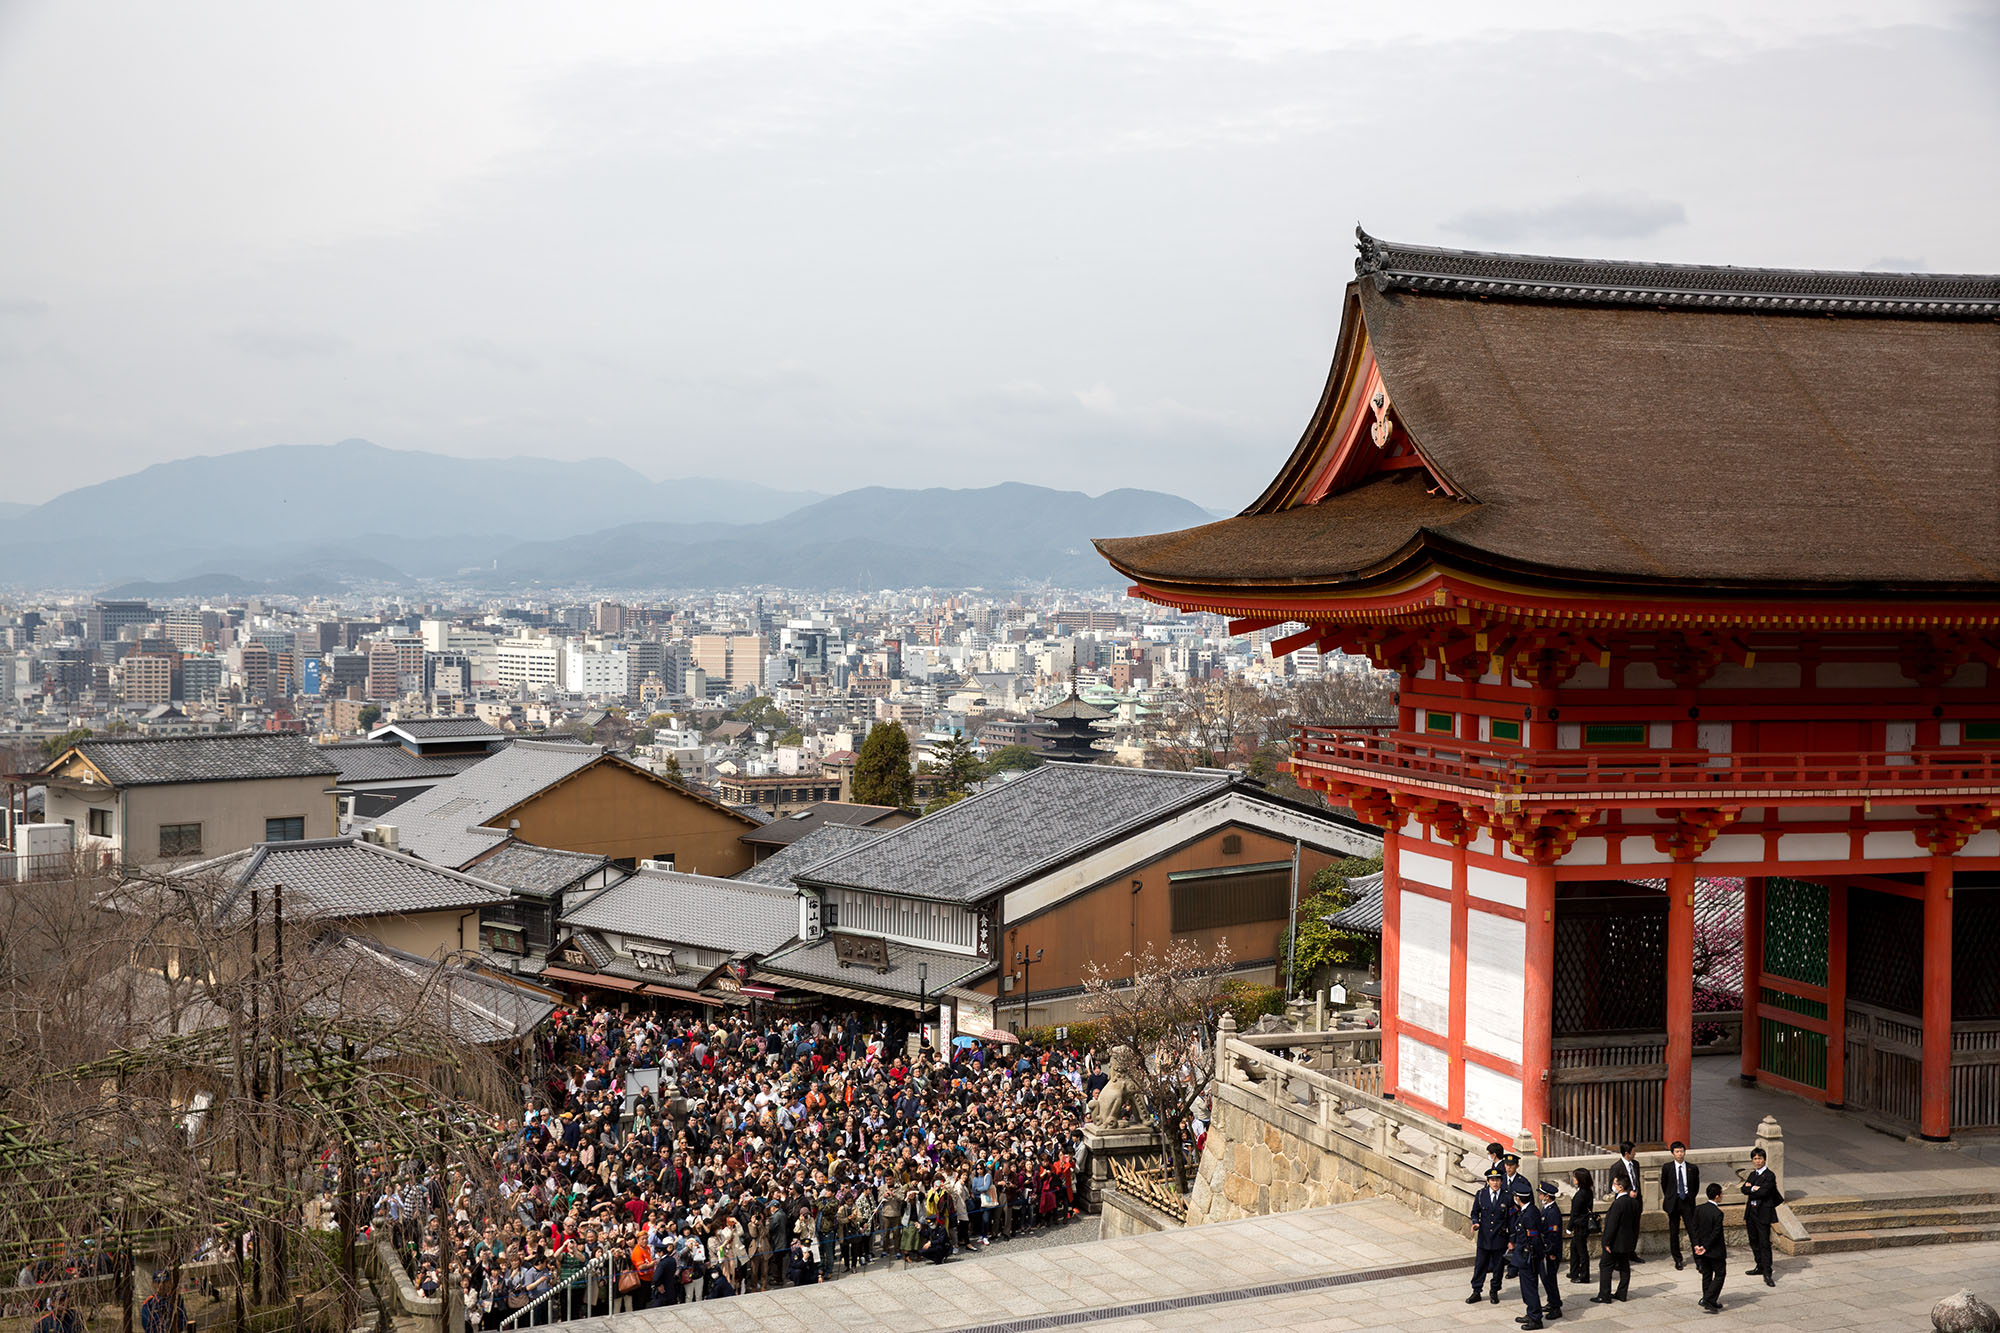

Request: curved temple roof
left=1097, top=231, right=2000, bottom=607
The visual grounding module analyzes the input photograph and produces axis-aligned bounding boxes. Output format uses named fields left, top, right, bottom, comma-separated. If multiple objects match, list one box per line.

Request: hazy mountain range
left=0, top=439, right=1213, bottom=593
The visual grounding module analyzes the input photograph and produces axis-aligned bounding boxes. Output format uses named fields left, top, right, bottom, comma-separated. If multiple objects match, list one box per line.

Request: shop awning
left=539, top=965, right=641, bottom=992
left=738, top=985, right=779, bottom=999
left=640, top=983, right=711, bottom=1003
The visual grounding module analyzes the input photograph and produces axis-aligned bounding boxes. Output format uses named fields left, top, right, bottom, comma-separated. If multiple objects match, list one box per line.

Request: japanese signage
left=831, top=933, right=890, bottom=971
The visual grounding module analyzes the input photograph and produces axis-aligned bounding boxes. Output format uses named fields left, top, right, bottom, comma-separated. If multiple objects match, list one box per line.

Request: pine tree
left=853, top=721, right=915, bottom=808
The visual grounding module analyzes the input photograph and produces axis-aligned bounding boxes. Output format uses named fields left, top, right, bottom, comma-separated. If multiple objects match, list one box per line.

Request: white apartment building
left=563, top=642, right=629, bottom=699
left=496, top=635, right=564, bottom=692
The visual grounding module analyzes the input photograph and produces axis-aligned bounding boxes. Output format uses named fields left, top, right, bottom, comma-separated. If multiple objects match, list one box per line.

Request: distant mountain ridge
left=0, top=440, right=1213, bottom=592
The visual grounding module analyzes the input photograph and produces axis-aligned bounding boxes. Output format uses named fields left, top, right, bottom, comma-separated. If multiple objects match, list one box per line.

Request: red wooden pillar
left=1382, top=826, right=1402, bottom=1097
left=1921, top=858, right=1953, bottom=1140
left=1826, top=882, right=1848, bottom=1108
left=1665, top=860, right=1695, bottom=1147
left=1447, top=843, right=1469, bottom=1125
left=1740, top=875, right=1764, bottom=1084
left=1524, top=861, right=1556, bottom=1143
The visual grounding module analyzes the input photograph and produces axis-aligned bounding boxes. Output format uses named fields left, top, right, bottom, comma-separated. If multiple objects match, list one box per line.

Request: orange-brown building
left=760, top=764, right=1379, bottom=1028
left=371, top=740, right=763, bottom=877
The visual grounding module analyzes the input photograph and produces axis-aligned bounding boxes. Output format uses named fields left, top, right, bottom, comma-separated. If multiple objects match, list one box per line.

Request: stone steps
left=1804, top=1222, right=2000, bottom=1253
left=1790, top=1190, right=2000, bottom=1215
left=1784, top=1193, right=2000, bottom=1255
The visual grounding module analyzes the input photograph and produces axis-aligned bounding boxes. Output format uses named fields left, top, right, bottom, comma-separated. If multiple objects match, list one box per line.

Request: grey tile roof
left=386, top=740, right=605, bottom=830
left=179, top=836, right=509, bottom=920
left=463, top=841, right=612, bottom=899
left=317, top=741, right=491, bottom=785
left=558, top=867, right=798, bottom=956
left=60, top=732, right=339, bottom=787
left=755, top=936, right=990, bottom=999
left=370, top=718, right=508, bottom=740
left=343, top=938, right=558, bottom=1044
left=799, top=764, right=1235, bottom=904
left=739, top=801, right=905, bottom=847
left=1326, top=870, right=1384, bottom=936
left=366, top=816, right=510, bottom=870
left=735, top=823, right=890, bottom=889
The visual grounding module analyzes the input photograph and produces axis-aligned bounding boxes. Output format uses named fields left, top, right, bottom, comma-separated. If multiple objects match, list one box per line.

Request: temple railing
left=1291, top=727, right=2000, bottom=805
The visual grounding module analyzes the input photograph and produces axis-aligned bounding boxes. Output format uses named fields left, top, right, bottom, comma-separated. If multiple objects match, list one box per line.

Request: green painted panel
left=1764, top=877, right=1829, bottom=988
left=1759, top=987, right=1827, bottom=1021
left=1759, top=1017, right=1827, bottom=1091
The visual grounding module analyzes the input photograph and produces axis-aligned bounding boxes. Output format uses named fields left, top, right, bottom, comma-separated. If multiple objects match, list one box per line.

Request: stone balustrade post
left=1216, top=1012, right=1238, bottom=1088
left=1755, top=1115, right=1785, bottom=1186
left=1512, top=1128, right=1541, bottom=1195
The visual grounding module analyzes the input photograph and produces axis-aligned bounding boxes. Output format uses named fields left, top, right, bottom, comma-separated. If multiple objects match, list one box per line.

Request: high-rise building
left=240, top=641, right=273, bottom=701
left=496, top=636, right=563, bottom=692
left=593, top=600, right=627, bottom=634
left=365, top=641, right=402, bottom=700
left=179, top=655, right=223, bottom=701
left=165, top=608, right=222, bottom=652
left=691, top=634, right=732, bottom=684
left=87, top=599, right=152, bottom=643
left=121, top=654, right=174, bottom=705
left=729, top=634, right=767, bottom=691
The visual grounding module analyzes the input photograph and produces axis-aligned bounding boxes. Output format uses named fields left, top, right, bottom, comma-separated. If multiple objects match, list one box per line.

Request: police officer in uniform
left=1508, top=1179, right=1547, bottom=1330
left=1534, top=1180, right=1564, bottom=1321
left=1468, top=1166, right=1513, bottom=1305
left=1501, top=1152, right=1534, bottom=1207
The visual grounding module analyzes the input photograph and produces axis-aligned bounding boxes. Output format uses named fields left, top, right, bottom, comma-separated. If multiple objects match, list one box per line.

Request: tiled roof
left=179, top=837, right=509, bottom=920
left=387, top=740, right=604, bottom=829
left=57, top=732, right=338, bottom=787
left=735, top=823, right=889, bottom=889
left=343, top=939, right=558, bottom=1044
left=739, top=801, right=906, bottom=848
left=558, top=867, right=798, bottom=955
left=1326, top=871, right=1384, bottom=936
left=463, top=841, right=613, bottom=899
left=317, top=741, right=491, bottom=785
left=370, top=718, right=508, bottom=740
left=798, top=764, right=1235, bottom=904
left=367, top=817, right=509, bottom=870
left=756, top=936, right=990, bottom=999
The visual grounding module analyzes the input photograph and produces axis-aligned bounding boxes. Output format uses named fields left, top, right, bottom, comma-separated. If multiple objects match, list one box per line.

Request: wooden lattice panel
left=1763, top=878, right=1829, bottom=988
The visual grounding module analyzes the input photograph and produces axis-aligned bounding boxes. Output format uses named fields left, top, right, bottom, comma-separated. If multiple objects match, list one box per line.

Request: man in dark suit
left=1507, top=1181, right=1547, bottom=1330
left=1590, top=1172, right=1639, bottom=1304
left=1691, top=1181, right=1728, bottom=1312
left=1611, top=1142, right=1647, bottom=1261
left=1534, top=1179, right=1565, bottom=1322
left=1740, top=1146, right=1782, bottom=1286
left=1468, top=1168, right=1513, bottom=1305
left=1659, top=1140, right=1701, bottom=1269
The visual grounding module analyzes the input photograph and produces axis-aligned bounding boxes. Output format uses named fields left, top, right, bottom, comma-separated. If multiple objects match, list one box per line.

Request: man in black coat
left=1467, top=1167, right=1513, bottom=1305
left=1659, top=1140, right=1701, bottom=1269
left=1590, top=1172, right=1639, bottom=1304
left=1740, top=1146, right=1783, bottom=1285
left=1691, top=1181, right=1728, bottom=1312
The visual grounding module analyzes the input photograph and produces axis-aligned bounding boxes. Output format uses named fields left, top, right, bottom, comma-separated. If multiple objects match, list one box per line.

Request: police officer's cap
left=1502, top=1153, right=1521, bottom=1166
left=1538, top=1180, right=1559, bottom=1197
left=1483, top=1167, right=1505, bottom=1180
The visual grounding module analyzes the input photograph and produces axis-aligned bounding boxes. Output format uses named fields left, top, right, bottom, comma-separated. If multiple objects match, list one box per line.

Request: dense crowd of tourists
left=382, top=1001, right=1097, bottom=1325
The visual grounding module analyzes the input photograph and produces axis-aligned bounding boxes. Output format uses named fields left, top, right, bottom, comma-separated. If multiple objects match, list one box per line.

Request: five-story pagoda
left=1098, top=231, right=2000, bottom=1150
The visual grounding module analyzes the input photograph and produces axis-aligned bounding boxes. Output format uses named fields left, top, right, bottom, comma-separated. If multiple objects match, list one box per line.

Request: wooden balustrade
left=1290, top=726, right=2000, bottom=804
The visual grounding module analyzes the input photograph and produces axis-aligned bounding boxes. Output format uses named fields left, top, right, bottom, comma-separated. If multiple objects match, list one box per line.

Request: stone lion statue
left=1088, top=1046, right=1142, bottom=1129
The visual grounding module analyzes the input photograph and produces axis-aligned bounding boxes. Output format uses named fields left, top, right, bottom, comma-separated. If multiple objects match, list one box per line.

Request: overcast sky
left=1, top=1, right=1995, bottom=510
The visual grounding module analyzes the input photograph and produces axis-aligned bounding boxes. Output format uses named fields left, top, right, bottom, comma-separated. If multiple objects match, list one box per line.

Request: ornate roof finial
left=1354, top=226, right=1383, bottom=277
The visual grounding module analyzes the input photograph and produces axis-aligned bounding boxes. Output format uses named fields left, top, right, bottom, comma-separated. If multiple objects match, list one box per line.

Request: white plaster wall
left=1398, top=891, right=1451, bottom=1037
left=1624, top=661, right=1673, bottom=689
left=1701, top=834, right=1765, bottom=862
left=1399, top=848, right=1453, bottom=891
left=1399, top=1034, right=1449, bottom=1109
left=1779, top=833, right=1850, bottom=861
left=1467, top=864, right=1525, bottom=908
left=1464, top=1062, right=1523, bottom=1138
left=1564, top=838, right=1608, bottom=866
left=1864, top=830, right=1923, bottom=859
left=1815, top=662, right=1910, bottom=689
left=1465, top=910, right=1525, bottom=1063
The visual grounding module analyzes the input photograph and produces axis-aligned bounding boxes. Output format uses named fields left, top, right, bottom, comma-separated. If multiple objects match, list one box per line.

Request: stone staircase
left=1788, top=1189, right=2000, bottom=1254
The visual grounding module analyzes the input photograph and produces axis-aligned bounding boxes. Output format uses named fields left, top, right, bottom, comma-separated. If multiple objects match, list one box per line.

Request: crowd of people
left=384, top=1000, right=1098, bottom=1326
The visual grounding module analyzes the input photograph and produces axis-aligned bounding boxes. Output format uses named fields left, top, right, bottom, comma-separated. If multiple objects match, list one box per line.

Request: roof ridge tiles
left=1354, top=226, right=2000, bottom=318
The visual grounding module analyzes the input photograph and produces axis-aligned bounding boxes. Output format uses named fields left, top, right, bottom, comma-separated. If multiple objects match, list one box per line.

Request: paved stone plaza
left=567, top=1197, right=2000, bottom=1332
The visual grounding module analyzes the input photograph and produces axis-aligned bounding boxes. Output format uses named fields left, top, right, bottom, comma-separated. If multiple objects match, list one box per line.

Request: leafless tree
left=1080, top=939, right=1235, bottom=1194
left=0, top=860, right=518, bottom=1333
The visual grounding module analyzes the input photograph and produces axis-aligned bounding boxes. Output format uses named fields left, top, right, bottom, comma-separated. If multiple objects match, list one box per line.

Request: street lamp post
left=917, top=960, right=928, bottom=1048
left=1013, top=947, right=1042, bottom=1035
